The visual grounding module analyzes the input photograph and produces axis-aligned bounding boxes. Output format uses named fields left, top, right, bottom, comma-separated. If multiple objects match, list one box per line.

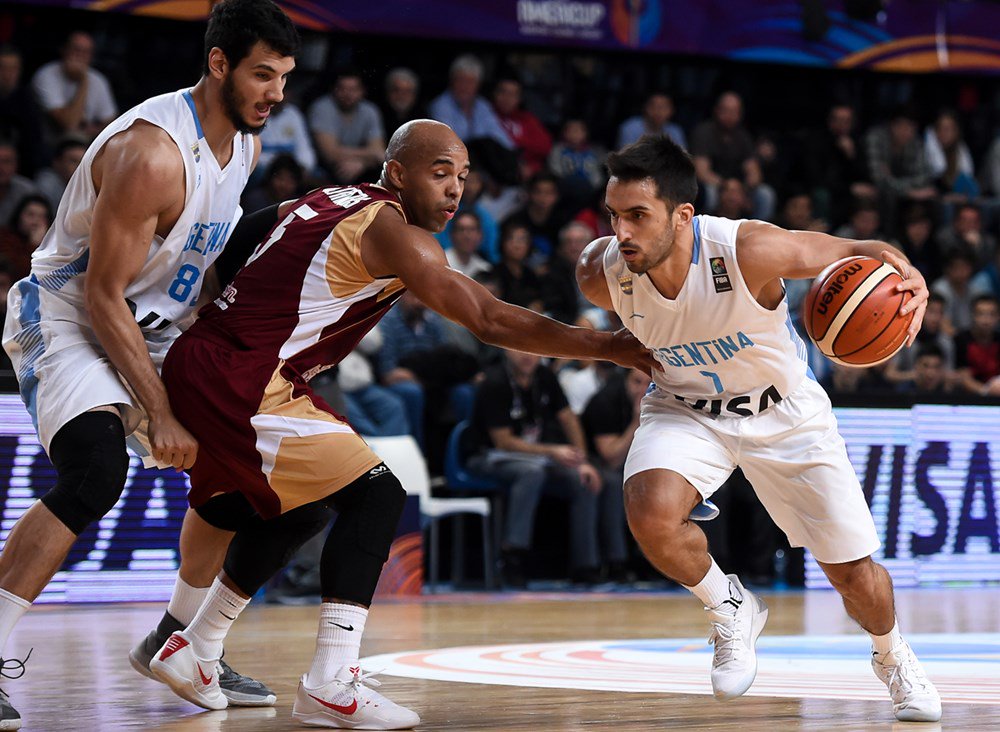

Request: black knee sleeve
left=195, top=492, right=260, bottom=532
left=41, top=411, right=129, bottom=535
left=320, top=464, right=407, bottom=606
left=222, top=500, right=334, bottom=596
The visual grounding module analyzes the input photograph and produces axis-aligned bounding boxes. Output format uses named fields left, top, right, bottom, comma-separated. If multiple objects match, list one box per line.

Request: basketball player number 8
left=168, top=264, right=201, bottom=303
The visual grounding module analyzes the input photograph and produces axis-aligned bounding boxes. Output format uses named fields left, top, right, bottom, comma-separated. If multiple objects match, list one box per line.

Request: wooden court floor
left=3, top=588, right=999, bottom=730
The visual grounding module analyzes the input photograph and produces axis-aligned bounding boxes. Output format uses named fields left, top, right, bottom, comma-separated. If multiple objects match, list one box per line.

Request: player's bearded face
left=606, top=177, right=675, bottom=274
left=221, top=73, right=264, bottom=135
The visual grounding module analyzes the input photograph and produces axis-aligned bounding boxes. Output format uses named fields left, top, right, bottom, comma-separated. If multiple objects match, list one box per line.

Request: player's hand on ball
left=609, top=328, right=659, bottom=375
left=149, top=413, right=199, bottom=471
left=882, top=250, right=927, bottom=347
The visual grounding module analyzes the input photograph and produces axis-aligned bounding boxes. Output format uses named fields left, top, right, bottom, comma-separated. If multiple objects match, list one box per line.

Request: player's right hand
left=608, top=328, right=660, bottom=375
left=148, top=414, right=199, bottom=471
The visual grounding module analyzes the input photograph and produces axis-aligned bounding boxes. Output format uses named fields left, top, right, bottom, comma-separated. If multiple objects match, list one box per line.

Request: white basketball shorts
left=625, top=376, right=880, bottom=564
left=3, top=277, right=143, bottom=452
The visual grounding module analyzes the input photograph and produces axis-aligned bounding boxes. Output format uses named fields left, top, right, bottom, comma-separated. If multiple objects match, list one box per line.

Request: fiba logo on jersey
left=611, top=0, right=661, bottom=48
left=710, top=257, right=733, bottom=293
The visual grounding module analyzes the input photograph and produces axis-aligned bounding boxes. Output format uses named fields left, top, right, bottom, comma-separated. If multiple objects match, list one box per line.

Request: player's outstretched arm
left=737, top=220, right=928, bottom=346
left=362, top=209, right=657, bottom=373
left=84, top=124, right=198, bottom=469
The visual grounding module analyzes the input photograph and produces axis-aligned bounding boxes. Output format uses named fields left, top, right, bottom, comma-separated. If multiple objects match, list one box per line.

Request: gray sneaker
left=129, top=613, right=276, bottom=707
left=0, top=650, right=29, bottom=731
left=0, top=687, right=20, bottom=731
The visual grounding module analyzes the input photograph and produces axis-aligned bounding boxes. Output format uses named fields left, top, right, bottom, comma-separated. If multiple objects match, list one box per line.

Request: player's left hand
left=608, top=328, right=660, bottom=375
left=883, top=250, right=927, bottom=347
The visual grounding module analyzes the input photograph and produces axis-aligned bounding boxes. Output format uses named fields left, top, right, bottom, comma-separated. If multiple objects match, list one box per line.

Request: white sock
left=870, top=619, right=904, bottom=659
left=166, top=576, right=210, bottom=626
left=0, top=588, right=30, bottom=656
left=683, top=558, right=742, bottom=611
left=184, top=578, right=249, bottom=661
left=305, top=603, right=368, bottom=688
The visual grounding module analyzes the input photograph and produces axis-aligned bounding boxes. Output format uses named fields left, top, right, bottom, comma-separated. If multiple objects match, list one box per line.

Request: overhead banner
left=11, top=0, right=1000, bottom=73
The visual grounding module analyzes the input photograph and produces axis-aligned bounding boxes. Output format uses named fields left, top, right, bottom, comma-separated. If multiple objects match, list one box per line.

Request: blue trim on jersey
left=692, top=217, right=701, bottom=265
left=784, top=310, right=817, bottom=382
left=35, top=250, right=90, bottom=292
left=14, top=276, right=44, bottom=432
left=183, top=90, right=205, bottom=140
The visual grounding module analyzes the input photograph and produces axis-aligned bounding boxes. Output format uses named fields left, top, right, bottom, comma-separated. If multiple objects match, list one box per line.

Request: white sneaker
left=149, top=631, right=228, bottom=711
left=292, top=664, right=420, bottom=729
left=871, top=641, right=942, bottom=722
left=706, top=575, right=768, bottom=701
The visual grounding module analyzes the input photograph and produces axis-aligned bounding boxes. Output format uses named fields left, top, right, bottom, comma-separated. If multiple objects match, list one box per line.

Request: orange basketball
left=804, top=255, right=913, bottom=367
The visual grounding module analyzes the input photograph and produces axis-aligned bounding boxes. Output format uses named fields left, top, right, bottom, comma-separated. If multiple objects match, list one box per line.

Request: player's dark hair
left=605, top=134, right=697, bottom=208
left=203, top=0, right=299, bottom=75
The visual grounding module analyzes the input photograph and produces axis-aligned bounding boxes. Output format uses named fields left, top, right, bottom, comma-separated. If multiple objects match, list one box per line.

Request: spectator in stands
left=33, top=134, right=86, bottom=210
left=308, top=70, right=385, bottom=184
left=468, top=348, right=602, bottom=587
left=582, top=367, right=648, bottom=582
left=338, top=326, right=411, bottom=438
left=896, top=203, right=941, bottom=283
left=430, top=55, right=513, bottom=150
left=714, top=177, right=751, bottom=220
left=690, top=91, right=775, bottom=220
left=380, top=67, right=424, bottom=139
left=616, top=92, right=685, bottom=149
left=502, top=171, right=567, bottom=257
left=799, top=103, right=874, bottom=227
left=377, top=291, right=481, bottom=452
left=971, top=245, right=1000, bottom=300
left=257, top=97, right=317, bottom=180
left=935, top=203, right=996, bottom=269
left=491, top=75, right=552, bottom=176
left=0, top=139, right=37, bottom=227
left=436, top=168, right=500, bottom=263
left=932, top=249, right=978, bottom=332
left=953, top=294, right=1000, bottom=396
left=834, top=198, right=882, bottom=240
left=896, top=344, right=950, bottom=395
left=444, top=210, right=491, bottom=279
left=541, top=221, right=592, bottom=325
left=925, top=109, right=977, bottom=200
left=982, top=132, right=1000, bottom=198
left=864, top=107, right=935, bottom=234
left=32, top=30, right=116, bottom=143
left=548, top=119, right=605, bottom=209
left=821, top=360, right=891, bottom=395
left=0, top=45, right=45, bottom=177
left=0, top=193, right=52, bottom=280
left=242, top=153, right=303, bottom=213
left=885, top=292, right=955, bottom=385
left=779, top=191, right=828, bottom=233
left=492, top=221, right=543, bottom=310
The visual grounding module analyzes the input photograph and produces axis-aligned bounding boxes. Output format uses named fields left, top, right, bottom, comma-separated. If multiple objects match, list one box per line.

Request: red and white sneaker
left=149, top=631, right=227, bottom=711
left=292, top=664, right=420, bottom=729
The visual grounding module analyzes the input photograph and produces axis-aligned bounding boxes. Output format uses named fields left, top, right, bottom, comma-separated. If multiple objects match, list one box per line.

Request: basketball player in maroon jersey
left=145, top=119, right=656, bottom=729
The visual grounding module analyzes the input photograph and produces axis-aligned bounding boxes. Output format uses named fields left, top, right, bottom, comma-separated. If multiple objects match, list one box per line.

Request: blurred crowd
left=2, top=24, right=1000, bottom=590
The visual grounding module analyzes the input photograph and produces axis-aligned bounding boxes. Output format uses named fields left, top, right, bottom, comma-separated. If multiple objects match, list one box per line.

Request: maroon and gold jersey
left=162, top=185, right=407, bottom=518
left=192, top=184, right=407, bottom=382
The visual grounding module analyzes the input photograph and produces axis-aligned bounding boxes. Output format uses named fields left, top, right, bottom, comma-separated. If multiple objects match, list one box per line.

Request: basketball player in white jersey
left=577, top=135, right=941, bottom=722
left=0, top=1, right=299, bottom=726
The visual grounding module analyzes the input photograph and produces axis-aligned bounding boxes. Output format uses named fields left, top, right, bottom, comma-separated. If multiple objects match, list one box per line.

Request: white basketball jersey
left=30, top=89, right=254, bottom=361
left=604, top=215, right=811, bottom=417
